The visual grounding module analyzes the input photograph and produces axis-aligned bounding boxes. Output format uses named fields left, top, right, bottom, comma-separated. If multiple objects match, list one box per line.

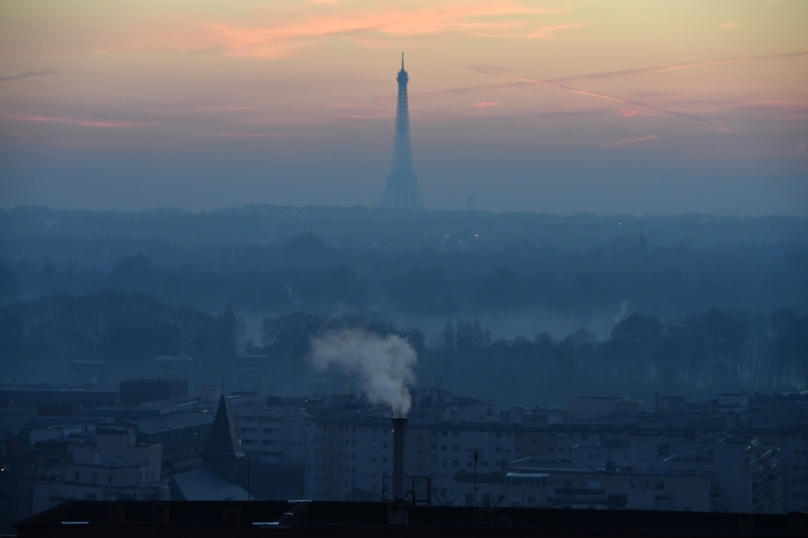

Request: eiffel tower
left=380, top=54, right=425, bottom=209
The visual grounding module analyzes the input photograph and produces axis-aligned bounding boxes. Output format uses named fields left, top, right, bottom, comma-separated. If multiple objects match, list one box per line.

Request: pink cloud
left=191, top=132, right=307, bottom=138
left=204, top=4, right=572, bottom=58
left=471, top=102, right=500, bottom=107
left=600, top=134, right=658, bottom=148
left=331, top=113, right=394, bottom=119
left=618, top=108, right=643, bottom=117
left=526, top=23, right=587, bottom=39
left=778, top=141, right=807, bottom=155
left=9, top=114, right=147, bottom=128
left=195, top=105, right=252, bottom=112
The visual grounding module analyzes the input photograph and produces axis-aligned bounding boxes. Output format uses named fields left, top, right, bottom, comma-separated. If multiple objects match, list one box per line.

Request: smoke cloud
left=309, top=329, right=417, bottom=416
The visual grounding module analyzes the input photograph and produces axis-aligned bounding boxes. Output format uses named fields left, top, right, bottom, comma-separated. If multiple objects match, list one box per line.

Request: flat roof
left=136, top=412, right=214, bottom=434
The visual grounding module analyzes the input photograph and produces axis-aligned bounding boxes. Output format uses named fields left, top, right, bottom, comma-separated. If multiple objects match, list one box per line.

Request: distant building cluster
left=300, top=390, right=798, bottom=515
left=1, top=363, right=807, bottom=533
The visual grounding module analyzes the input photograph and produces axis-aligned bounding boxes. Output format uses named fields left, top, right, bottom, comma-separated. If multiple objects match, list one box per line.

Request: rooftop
left=136, top=412, right=214, bottom=435
left=15, top=500, right=800, bottom=537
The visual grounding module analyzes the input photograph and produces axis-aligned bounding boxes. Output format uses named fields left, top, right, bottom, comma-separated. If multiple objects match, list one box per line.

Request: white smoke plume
left=309, top=329, right=417, bottom=416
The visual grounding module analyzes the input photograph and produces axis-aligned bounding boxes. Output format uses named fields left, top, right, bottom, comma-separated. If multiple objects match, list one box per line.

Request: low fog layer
left=1, top=207, right=806, bottom=406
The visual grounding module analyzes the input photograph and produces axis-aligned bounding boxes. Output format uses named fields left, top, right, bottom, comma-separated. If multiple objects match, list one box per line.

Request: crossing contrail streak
left=469, top=68, right=735, bottom=132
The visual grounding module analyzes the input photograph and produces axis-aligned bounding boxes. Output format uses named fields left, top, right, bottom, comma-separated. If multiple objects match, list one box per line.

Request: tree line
left=1, top=292, right=804, bottom=405
left=0, top=292, right=242, bottom=385
left=254, top=309, right=807, bottom=404
left=3, top=228, right=806, bottom=322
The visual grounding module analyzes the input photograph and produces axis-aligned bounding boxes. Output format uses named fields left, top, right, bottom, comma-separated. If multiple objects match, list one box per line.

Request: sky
left=1, top=0, right=806, bottom=215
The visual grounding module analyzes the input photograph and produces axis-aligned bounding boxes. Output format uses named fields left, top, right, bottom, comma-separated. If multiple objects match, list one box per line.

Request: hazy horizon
left=1, top=1, right=806, bottom=216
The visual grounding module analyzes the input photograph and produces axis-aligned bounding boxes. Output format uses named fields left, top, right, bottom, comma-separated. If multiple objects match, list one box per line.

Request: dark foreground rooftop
left=16, top=500, right=806, bottom=537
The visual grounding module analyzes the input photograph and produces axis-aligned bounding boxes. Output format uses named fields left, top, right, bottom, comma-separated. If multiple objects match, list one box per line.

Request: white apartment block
left=233, top=406, right=305, bottom=466
left=31, top=424, right=164, bottom=514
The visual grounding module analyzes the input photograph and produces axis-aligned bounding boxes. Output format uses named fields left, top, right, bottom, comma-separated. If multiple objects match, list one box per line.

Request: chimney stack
left=391, top=417, right=407, bottom=501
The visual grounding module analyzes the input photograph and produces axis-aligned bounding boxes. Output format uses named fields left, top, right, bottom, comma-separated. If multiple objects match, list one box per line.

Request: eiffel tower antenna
left=380, top=53, right=425, bottom=209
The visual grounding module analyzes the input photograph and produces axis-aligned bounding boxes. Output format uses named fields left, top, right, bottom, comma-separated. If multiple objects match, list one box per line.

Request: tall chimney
left=391, top=417, right=407, bottom=501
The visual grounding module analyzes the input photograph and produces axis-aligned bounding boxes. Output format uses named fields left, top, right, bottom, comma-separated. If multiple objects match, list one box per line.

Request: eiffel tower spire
left=380, top=53, right=425, bottom=209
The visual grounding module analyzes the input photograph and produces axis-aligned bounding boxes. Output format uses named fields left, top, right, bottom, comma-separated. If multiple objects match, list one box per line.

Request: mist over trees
left=0, top=292, right=243, bottom=385
left=1, top=292, right=805, bottom=406
left=1, top=206, right=806, bottom=403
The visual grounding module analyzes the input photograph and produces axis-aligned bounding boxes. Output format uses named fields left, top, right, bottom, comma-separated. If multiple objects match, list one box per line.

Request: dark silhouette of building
left=119, top=379, right=188, bottom=407
left=169, top=395, right=250, bottom=501
left=14, top=500, right=806, bottom=537
left=380, top=53, right=425, bottom=209
left=201, top=395, right=245, bottom=464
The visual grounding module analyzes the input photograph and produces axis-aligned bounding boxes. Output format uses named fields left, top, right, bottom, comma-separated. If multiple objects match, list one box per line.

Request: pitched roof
left=136, top=412, right=214, bottom=435
left=202, top=395, right=245, bottom=462
left=169, top=465, right=254, bottom=501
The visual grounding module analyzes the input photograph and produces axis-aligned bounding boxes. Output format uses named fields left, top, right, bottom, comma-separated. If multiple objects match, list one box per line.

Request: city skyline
left=0, top=1, right=806, bottom=215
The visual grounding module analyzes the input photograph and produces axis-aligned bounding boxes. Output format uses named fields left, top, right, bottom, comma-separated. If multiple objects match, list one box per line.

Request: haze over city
left=2, top=2, right=808, bottom=533
left=1, top=0, right=807, bottom=214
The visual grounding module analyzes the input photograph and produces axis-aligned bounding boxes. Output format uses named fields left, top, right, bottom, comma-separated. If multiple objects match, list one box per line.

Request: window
left=453, top=446, right=459, bottom=452
left=442, top=445, right=448, bottom=451
left=107, top=475, right=112, bottom=483
left=496, top=432, right=502, bottom=439
left=453, top=460, right=459, bottom=467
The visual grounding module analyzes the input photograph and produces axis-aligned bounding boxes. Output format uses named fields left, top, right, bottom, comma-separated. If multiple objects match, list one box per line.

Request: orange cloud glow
left=204, top=3, right=571, bottom=58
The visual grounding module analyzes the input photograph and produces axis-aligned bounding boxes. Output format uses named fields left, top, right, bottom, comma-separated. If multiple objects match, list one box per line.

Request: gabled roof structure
left=169, top=465, right=254, bottom=501
left=202, top=395, right=245, bottom=462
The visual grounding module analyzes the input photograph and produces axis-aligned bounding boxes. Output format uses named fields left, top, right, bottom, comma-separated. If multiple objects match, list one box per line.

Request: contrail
left=0, top=70, right=55, bottom=82
left=421, top=50, right=807, bottom=132
left=546, top=51, right=807, bottom=84
left=469, top=67, right=734, bottom=132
